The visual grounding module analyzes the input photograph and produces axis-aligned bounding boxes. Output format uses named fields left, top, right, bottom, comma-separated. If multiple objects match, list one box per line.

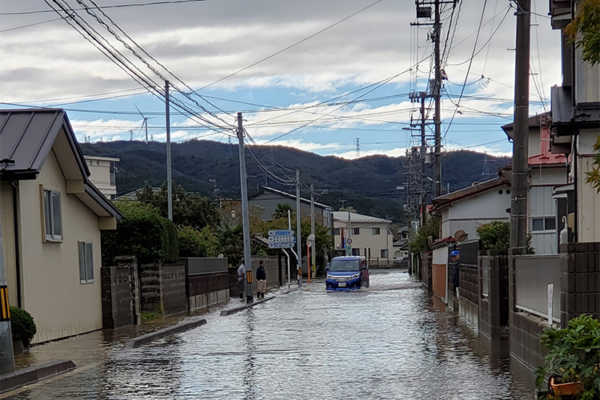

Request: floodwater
left=6, top=270, right=535, bottom=399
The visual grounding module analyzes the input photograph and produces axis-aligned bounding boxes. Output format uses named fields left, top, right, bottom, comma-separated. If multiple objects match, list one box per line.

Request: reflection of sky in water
left=8, top=271, right=532, bottom=399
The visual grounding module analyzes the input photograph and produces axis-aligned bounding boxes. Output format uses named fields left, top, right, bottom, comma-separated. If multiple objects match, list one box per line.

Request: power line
left=1, top=0, right=208, bottom=15
left=443, top=0, right=488, bottom=140
left=76, top=0, right=234, bottom=126
left=45, top=0, right=233, bottom=134
left=199, top=0, right=386, bottom=89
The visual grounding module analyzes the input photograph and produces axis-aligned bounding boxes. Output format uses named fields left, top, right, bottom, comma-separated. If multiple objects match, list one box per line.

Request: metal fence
left=515, top=255, right=561, bottom=323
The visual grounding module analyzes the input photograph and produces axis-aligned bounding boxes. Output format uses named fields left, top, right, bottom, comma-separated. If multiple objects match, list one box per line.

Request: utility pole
left=433, top=0, right=442, bottom=198
left=346, top=211, right=352, bottom=256
left=0, top=159, right=15, bottom=374
left=296, top=170, right=302, bottom=287
left=287, top=209, right=292, bottom=287
left=165, top=80, right=173, bottom=221
left=237, top=112, right=253, bottom=303
left=510, top=0, right=530, bottom=253
left=310, top=184, right=316, bottom=280
left=144, top=118, right=148, bottom=143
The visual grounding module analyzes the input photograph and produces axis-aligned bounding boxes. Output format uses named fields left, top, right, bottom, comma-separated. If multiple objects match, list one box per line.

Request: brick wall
left=101, top=256, right=137, bottom=329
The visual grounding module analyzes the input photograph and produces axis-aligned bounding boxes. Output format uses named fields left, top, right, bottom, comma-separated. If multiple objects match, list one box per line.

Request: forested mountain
left=80, top=140, right=510, bottom=223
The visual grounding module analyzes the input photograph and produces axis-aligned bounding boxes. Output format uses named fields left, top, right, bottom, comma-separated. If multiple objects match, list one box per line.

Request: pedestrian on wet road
left=237, top=262, right=245, bottom=300
left=256, top=261, right=267, bottom=299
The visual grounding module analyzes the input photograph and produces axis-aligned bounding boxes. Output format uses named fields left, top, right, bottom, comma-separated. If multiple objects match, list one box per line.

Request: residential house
left=432, top=174, right=512, bottom=241
left=549, top=0, right=600, bottom=243
left=502, top=113, right=568, bottom=254
left=0, top=109, right=120, bottom=344
left=332, top=211, right=394, bottom=265
left=249, top=186, right=333, bottom=227
left=84, top=155, right=119, bottom=199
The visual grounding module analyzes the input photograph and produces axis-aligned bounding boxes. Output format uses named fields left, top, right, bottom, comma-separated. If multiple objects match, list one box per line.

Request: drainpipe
left=10, top=182, right=21, bottom=308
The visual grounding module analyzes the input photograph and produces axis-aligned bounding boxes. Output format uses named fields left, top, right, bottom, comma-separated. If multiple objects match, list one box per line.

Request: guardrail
left=515, top=255, right=561, bottom=323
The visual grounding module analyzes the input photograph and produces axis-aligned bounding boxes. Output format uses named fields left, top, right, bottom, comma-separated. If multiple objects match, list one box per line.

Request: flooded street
left=7, top=270, right=534, bottom=399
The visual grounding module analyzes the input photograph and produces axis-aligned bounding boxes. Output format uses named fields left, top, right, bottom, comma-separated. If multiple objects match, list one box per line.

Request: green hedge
left=10, top=307, right=36, bottom=347
left=102, top=201, right=179, bottom=264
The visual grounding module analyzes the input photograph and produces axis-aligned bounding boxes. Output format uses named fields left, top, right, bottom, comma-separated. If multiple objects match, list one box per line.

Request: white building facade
left=84, top=155, right=119, bottom=199
left=332, top=211, right=394, bottom=265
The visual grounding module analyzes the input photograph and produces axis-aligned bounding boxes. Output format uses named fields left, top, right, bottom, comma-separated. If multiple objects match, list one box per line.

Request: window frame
left=380, top=249, right=389, bottom=258
left=531, top=216, right=557, bottom=232
left=372, top=227, right=381, bottom=235
left=353, top=227, right=360, bottom=235
left=333, top=228, right=341, bottom=235
left=43, top=189, right=62, bottom=242
left=78, top=241, right=94, bottom=284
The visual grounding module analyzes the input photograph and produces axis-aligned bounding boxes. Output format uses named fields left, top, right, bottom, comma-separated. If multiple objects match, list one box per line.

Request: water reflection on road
left=7, top=270, right=534, bottom=399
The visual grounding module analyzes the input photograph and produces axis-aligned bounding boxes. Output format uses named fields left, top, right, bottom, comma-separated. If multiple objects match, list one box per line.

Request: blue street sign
left=268, top=230, right=296, bottom=249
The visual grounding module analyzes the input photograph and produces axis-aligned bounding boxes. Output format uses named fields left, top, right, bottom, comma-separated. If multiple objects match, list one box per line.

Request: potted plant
left=536, top=315, right=600, bottom=399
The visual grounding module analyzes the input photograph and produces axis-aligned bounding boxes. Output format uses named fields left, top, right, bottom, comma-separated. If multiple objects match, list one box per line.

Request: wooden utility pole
left=510, top=0, right=530, bottom=253
left=237, top=112, right=253, bottom=303
left=433, top=0, right=442, bottom=198
left=165, top=80, right=173, bottom=221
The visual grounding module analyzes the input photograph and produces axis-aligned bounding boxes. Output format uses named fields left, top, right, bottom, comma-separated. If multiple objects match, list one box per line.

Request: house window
left=78, top=242, right=94, bottom=283
left=43, top=190, right=62, bottom=241
left=372, top=227, right=380, bottom=235
left=532, top=216, right=557, bottom=232
left=333, top=228, right=340, bottom=235
left=352, top=248, right=360, bottom=256
left=353, top=227, right=360, bottom=235
left=381, top=249, right=389, bottom=258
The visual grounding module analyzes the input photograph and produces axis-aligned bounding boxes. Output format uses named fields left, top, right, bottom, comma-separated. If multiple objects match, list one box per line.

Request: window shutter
left=85, top=243, right=94, bottom=282
left=78, top=242, right=86, bottom=282
left=51, top=192, right=62, bottom=238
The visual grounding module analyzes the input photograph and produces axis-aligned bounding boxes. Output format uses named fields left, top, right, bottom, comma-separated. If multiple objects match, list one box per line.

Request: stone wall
left=101, top=256, right=138, bottom=329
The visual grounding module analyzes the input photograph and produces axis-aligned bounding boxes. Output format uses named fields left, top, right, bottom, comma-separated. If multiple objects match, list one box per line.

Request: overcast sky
left=0, top=0, right=561, bottom=159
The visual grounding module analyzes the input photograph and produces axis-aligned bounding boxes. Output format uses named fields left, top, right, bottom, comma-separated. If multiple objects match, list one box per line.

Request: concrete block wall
left=510, top=311, right=547, bottom=372
left=479, top=255, right=509, bottom=340
left=420, top=252, right=432, bottom=289
left=101, top=256, right=137, bottom=329
left=160, top=263, right=187, bottom=316
left=560, top=242, right=600, bottom=327
left=458, top=265, right=480, bottom=332
left=189, top=289, right=229, bottom=313
left=140, top=263, right=161, bottom=313
left=253, top=256, right=280, bottom=289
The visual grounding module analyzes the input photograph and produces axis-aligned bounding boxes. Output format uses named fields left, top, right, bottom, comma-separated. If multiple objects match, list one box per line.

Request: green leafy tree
left=137, top=183, right=220, bottom=229
left=565, top=0, right=600, bottom=65
left=585, top=136, right=600, bottom=192
left=409, top=215, right=440, bottom=253
left=477, top=221, right=510, bottom=255
left=178, top=225, right=220, bottom=257
left=273, top=203, right=293, bottom=220
left=218, top=224, right=243, bottom=266
left=102, top=201, right=179, bottom=264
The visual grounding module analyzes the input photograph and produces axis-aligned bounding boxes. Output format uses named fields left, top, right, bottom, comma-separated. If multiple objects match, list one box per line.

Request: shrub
left=477, top=221, right=510, bottom=254
left=10, top=307, right=36, bottom=347
left=409, top=216, right=440, bottom=253
left=536, top=315, right=600, bottom=399
left=102, top=201, right=179, bottom=264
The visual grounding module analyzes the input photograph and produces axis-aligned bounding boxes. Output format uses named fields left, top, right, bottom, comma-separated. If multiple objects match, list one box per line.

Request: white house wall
left=18, top=152, right=103, bottom=344
left=333, top=220, right=393, bottom=260
left=441, top=187, right=511, bottom=241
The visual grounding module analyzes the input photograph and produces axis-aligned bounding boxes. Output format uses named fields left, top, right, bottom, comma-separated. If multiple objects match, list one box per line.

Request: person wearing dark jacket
left=256, top=261, right=267, bottom=299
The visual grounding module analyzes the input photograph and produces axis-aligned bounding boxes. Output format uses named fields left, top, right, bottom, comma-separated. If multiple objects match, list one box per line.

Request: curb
left=0, top=360, right=76, bottom=394
left=220, top=296, right=275, bottom=316
left=128, top=318, right=207, bottom=348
